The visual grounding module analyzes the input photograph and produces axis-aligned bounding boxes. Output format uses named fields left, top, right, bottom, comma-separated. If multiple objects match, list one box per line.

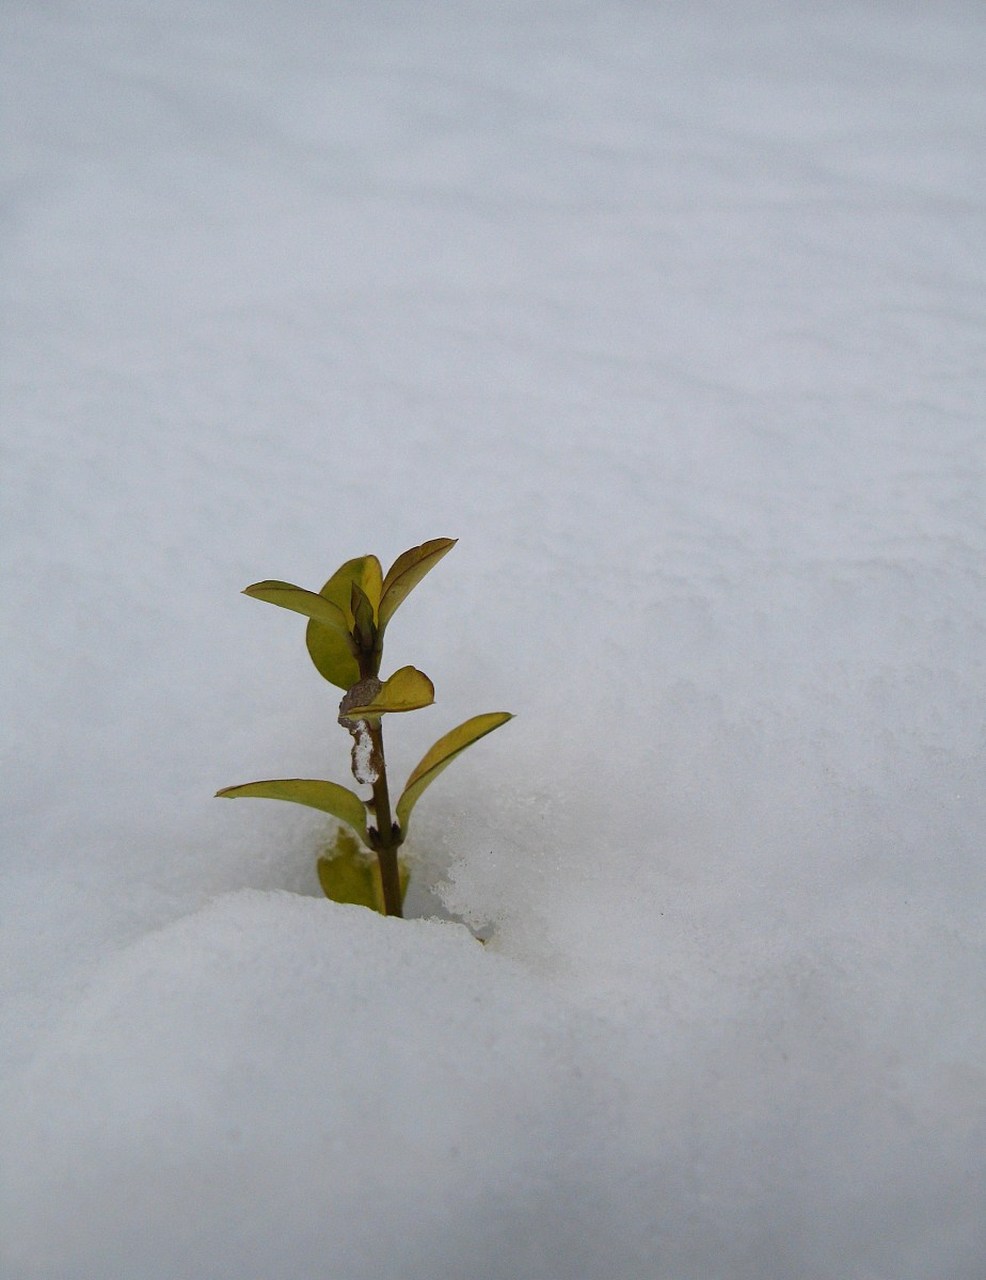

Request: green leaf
left=306, top=556, right=383, bottom=690
left=378, top=537, right=456, bottom=630
left=306, top=619, right=360, bottom=690
left=216, top=777, right=369, bottom=844
left=244, top=581, right=353, bottom=640
left=316, top=830, right=409, bottom=914
left=343, top=666, right=435, bottom=718
left=395, top=711, right=513, bottom=833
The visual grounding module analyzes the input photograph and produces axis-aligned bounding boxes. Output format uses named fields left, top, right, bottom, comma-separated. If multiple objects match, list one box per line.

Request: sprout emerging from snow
left=217, top=539, right=512, bottom=917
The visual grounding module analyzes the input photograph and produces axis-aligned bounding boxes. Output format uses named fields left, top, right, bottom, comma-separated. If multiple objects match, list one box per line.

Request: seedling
left=217, top=538, right=512, bottom=917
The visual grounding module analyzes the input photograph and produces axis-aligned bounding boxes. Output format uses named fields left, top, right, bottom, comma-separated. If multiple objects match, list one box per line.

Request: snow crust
left=2, top=1, right=985, bottom=1276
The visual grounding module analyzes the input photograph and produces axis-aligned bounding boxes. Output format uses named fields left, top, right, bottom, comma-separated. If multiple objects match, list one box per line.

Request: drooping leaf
left=316, top=829, right=409, bottom=914
left=243, top=581, right=353, bottom=641
left=342, top=665, right=435, bottom=718
left=306, top=556, right=382, bottom=689
left=395, top=711, right=513, bottom=833
left=216, top=777, right=369, bottom=844
left=377, top=538, right=456, bottom=630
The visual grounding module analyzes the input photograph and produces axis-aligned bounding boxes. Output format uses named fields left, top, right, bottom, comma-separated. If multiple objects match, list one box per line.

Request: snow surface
left=2, top=1, right=985, bottom=1276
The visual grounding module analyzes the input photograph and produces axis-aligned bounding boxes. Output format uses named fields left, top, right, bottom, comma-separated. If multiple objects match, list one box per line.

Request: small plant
left=217, top=538, right=512, bottom=917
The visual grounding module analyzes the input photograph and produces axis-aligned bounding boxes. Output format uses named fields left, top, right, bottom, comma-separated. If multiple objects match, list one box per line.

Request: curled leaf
left=342, top=666, right=435, bottom=718
left=350, top=581, right=377, bottom=652
left=378, top=538, right=456, bottom=630
left=306, top=556, right=383, bottom=689
left=310, top=555, right=383, bottom=623
left=216, top=777, right=369, bottom=844
left=395, top=711, right=513, bottom=834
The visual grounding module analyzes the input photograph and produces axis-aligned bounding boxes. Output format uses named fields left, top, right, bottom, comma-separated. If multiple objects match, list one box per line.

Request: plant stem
left=368, top=719, right=403, bottom=917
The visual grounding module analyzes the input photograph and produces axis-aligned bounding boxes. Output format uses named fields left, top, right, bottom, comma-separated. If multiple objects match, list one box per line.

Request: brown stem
left=368, top=719, right=403, bottom=917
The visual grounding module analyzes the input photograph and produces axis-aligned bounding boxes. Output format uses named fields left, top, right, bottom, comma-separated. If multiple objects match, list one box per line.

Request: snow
left=350, top=720, right=380, bottom=787
left=2, top=0, right=985, bottom=1276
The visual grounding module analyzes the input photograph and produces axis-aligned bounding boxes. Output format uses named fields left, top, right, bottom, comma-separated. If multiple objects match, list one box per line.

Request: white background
left=2, top=2, right=984, bottom=1276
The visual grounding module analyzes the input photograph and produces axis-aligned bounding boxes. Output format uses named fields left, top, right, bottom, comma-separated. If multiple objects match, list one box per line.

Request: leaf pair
left=316, top=829, right=409, bottom=914
left=245, top=539, right=456, bottom=690
left=216, top=711, right=513, bottom=843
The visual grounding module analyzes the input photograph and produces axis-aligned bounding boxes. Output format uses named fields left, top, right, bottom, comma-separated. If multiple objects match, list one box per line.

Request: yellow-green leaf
left=244, top=581, right=352, bottom=639
left=316, top=830, right=409, bottom=914
left=306, top=621, right=360, bottom=690
left=216, top=777, right=369, bottom=844
left=395, top=711, right=513, bottom=833
left=322, top=556, right=384, bottom=620
left=342, top=666, right=435, bottom=718
left=306, top=556, right=382, bottom=689
left=378, top=538, right=456, bottom=630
